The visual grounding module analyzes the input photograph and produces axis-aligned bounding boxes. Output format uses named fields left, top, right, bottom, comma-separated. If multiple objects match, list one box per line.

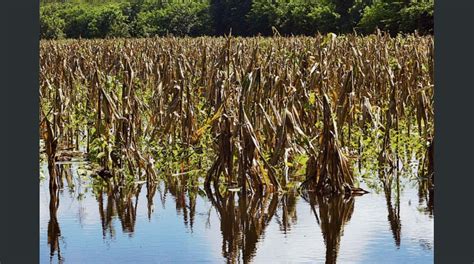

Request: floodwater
left=40, top=162, right=434, bottom=264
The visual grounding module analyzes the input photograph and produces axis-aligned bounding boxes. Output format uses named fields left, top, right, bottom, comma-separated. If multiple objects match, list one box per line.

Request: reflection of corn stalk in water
left=380, top=168, right=402, bottom=247
left=146, top=181, right=158, bottom=220
left=205, top=188, right=279, bottom=264
left=275, top=191, right=299, bottom=233
left=163, top=174, right=198, bottom=231
left=303, top=193, right=355, bottom=264
left=418, top=176, right=434, bottom=216
left=95, top=183, right=142, bottom=238
left=48, top=186, right=63, bottom=263
left=40, top=33, right=434, bottom=195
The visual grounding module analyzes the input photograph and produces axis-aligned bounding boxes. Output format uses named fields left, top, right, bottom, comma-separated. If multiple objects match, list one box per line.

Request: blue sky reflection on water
left=40, top=163, right=433, bottom=264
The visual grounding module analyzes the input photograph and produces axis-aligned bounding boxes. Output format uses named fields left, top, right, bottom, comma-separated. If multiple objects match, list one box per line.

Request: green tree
left=210, top=0, right=226, bottom=35
left=358, top=0, right=403, bottom=34
left=399, top=1, right=433, bottom=34
left=39, top=0, right=433, bottom=39
left=358, top=0, right=432, bottom=35
left=210, top=0, right=252, bottom=36
left=330, top=0, right=355, bottom=32
left=139, top=2, right=212, bottom=37
left=247, top=0, right=284, bottom=35
left=40, top=4, right=66, bottom=39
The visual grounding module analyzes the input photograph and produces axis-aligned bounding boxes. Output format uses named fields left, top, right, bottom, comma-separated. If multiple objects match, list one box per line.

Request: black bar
left=0, top=1, right=40, bottom=263
left=435, top=0, right=474, bottom=263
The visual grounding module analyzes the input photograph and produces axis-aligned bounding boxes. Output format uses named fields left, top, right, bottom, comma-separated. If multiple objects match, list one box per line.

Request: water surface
left=40, top=163, right=433, bottom=263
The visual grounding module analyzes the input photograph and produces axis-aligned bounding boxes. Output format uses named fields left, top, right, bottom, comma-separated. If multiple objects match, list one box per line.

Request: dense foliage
left=40, top=0, right=433, bottom=39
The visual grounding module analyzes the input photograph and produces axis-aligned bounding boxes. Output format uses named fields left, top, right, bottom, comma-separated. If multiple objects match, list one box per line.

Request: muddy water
left=40, top=162, right=433, bottom=263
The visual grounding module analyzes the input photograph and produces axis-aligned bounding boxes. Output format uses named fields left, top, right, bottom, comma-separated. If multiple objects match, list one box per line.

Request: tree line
left=40, top=0, right=433, bottom=39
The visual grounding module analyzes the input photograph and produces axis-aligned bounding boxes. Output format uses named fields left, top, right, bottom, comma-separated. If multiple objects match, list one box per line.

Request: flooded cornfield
left=40, top=161, right=433, bottom=263
left=40, top=34, right=434, bottom=263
